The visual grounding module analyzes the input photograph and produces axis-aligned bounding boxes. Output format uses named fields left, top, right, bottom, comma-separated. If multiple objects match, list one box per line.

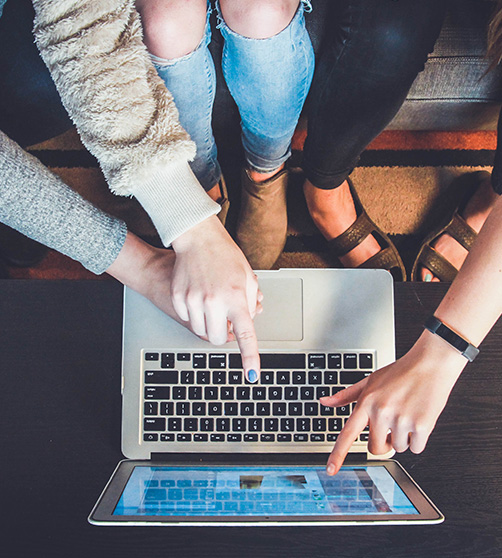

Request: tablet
left=89, top=459, right=444, bottom=526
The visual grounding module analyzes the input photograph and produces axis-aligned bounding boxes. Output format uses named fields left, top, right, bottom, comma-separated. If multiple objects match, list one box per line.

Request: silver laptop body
left=121, top=268, right=395, bottom=459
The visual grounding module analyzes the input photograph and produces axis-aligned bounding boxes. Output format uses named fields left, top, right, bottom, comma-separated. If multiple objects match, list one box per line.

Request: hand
left=171, top=215, right=262, bottom=380
left=321, top=332, right=468, bottom=475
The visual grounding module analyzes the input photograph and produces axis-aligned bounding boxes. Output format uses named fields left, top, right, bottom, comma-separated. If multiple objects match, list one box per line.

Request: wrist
left=171, top=215, right=224, bottom=253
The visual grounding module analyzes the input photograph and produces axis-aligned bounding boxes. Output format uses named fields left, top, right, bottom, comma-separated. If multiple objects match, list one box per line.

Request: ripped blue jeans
left=151, top=1, right=314, bottom=191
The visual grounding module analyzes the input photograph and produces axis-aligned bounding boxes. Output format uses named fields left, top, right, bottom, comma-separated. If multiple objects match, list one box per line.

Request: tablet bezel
left=88, top=459, right=444, bottom=526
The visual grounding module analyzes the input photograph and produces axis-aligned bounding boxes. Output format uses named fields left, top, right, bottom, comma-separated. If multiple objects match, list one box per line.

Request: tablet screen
left=113, top=465, right=418, bottom=517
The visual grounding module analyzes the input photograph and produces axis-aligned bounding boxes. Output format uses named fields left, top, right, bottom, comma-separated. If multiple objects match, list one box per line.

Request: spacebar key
left=229, top=353, right=306, bottom=369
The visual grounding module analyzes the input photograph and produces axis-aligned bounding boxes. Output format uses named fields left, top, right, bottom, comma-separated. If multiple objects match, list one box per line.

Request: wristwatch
left=424, top=315, right=479, bottom=362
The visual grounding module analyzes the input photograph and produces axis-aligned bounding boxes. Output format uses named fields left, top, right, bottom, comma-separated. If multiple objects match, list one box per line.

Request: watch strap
left=424, top=316, right=479, bottom=362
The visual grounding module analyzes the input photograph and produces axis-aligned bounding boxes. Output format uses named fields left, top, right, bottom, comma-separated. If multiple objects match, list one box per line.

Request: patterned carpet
left=8, top=127, right=496, bottom=280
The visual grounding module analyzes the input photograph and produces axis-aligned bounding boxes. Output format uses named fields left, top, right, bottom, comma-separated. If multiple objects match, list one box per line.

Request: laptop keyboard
left=141, top=351, right=373, bottom=445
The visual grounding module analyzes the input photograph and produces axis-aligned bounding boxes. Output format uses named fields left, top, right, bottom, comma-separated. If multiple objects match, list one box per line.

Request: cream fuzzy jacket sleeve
left=32, top=0, right=219, bottom=246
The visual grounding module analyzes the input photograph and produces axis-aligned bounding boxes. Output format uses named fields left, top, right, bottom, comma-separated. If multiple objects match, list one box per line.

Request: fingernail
left=247, top=369, right=258, bottom=383
left=424, top=273, right=432, bottom=282
left=327, top=463, right=336, bottom=476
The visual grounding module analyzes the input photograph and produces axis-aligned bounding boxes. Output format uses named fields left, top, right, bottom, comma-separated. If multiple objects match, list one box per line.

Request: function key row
left=144, top=352, right=373, bottom=370
left=144, top=370, right=372, bottom=386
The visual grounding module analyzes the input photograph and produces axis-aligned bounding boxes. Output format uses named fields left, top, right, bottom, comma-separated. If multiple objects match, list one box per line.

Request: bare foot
left=420, top=175, right=498, bottom=282
left=303, top=179, right=381, bottom=268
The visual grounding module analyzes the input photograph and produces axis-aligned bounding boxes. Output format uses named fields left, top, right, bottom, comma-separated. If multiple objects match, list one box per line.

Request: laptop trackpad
left=253, top=277, right=303, bottom=341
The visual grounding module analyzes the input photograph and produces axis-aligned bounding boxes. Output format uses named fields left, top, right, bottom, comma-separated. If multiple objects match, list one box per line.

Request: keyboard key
left=260, top=371, right=274, bottom=384
left=212, top=370, right=227, bottom=384
left=257, top=402, right=270, bottom=416
left=184, top=418, right=198, bottom=431
left=278, top=434, right=292, bottom=442
left=216, top=418, right=230, bottom=432
left=360, top=433, right=370, bottom=442
left=227, top=434, right=242, bottom=442
left=229, top=372, right=243, bottom=384
left=224, top=403, right=238, bottom=416
left=317, top=386, right=330, bottom=399
left=181, top=370, right=194, bottom=384
left=237, top=387, right=251, bottom=400
left=260, top=434, right=275, bottom=442
left=320, top=405, right=334, bottom=416
left=343, top=354, right=358, bottom=369
left=145, top=352, right=159, bottom=361
left=272, top=402, right=287, bottom=416
left=340, top=371, right=371, bottom=385
left=310, top=434, right=325, bottom=442
left=265, top=418, right=279, bottom=432
left=244, top=434, right=259, bottom=442
left=328, top=353, right=341, bottom=369
left=327, top=433, right=339, bottom=442
left=208, top=403, right=222, bottom=415
left=145, top=386, right=170, bottom=400
left=161, top=353, right=175, bottom=368
left=293, top=371, right=306, bottom=384
left=308, top=371, right=322, bottom=384
left=177, top=434, right=192, bottom=442
left=177, top=353, right=190, bottom=361
left=229, top=353, right=306, bottom=369
left=294, top=433, right=309, bottom=442
left=144, top=433, right=158, bottom=442
left=305, top=402, right=319, bottom=416
left=200, top=418, right=214, bottom=432
left=324, top=371, right=338, bottom=384
left=144, top=402, right=158, bottom=416
left=285, top=387, right=298, bottom=400
left=211, top=434, right=225, bottom=442
left=167, top=418, right=182, bottom=431
left=145, top=370, right=179, bottom=384
left=281, top=418, right=295, bottom=432
left=192, top=402, right=206, bottom=415
left=188, top=386, right=203, bottom=400
left=204, top=386, right=219, bottom=400
left=160, top=433, right=175, bottom=441
left=197, top=370, right=210, bottom=384
left=241, top=403, right=255, bottom=416
left=300, top=387, right=315, bottom=400
left=248, top=418, right=262, bottom=432
left=313, top=418, right=326, bottom=431
left=193, top=354, right=207, bottom=368
left=172, top=386, right=186, bottom=400
left=209, top=354, right=226, bottom=369
left=328, top=418, right=343, bottom=431
left=144, top=418, right=165, bottom=431
left=359, top=353, right=373, bottom=369
left=160, top=402, right=174, bottom=415
left=276, top=371, right=290, bottom=384
left=220, top=387, right=234, bottom=400
left=194, top=434, right=208, bottom=442
left=288, top=402, right=302, bottom=416
left=336, top=405, right=351, bottom=416
left=296, top=418, right=310, bottom=432
left=268, top=387, right=283, bottom=400
left=232, top=418, right=246, bottom=431
left=176, top=402, right=190, bottom=415
left=308, top=354, right=326, bottom=369
left=252, top=387, right=266, bottom=400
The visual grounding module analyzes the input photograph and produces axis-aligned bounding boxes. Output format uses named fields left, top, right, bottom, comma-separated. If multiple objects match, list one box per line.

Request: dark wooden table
left=1, top=280, right=501, bottom=558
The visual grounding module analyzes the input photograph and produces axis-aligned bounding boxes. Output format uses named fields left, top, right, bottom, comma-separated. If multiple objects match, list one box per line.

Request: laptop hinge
left=151, top=453, right=333, bottom=465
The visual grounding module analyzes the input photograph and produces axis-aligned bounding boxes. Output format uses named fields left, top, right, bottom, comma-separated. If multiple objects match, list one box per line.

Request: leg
left=302, top=0, right=447, bottom=269
left=136, top=0, right=222, bottom=201
left=218, top=0, right=315, bottom=268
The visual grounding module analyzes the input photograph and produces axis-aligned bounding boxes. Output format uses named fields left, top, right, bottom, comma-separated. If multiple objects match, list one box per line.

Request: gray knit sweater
left=31, top=0, right=219, bottom=247
left=0, top=130, right=127, bottom=274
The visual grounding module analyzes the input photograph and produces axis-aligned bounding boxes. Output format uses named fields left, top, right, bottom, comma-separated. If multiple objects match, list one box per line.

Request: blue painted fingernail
left=247, top=369, right=258, bottom=383
left=424, top=274, right=432, bottom=282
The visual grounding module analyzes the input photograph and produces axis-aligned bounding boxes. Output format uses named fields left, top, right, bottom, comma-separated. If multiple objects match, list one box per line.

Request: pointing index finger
left=327, top=407, right=369, bottom=475
left=229, top=305, right=260, bottom=383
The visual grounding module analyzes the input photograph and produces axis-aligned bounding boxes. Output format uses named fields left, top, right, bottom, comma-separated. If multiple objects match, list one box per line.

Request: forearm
left=433, top=194, right=502, bottom=348
left=31, top=0, right=219, bottom=246
left=0, top=130, right=126, bottom=274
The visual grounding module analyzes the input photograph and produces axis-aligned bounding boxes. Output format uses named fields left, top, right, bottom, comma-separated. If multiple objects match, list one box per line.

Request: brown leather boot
left=236, top=168, right=288, bottom=269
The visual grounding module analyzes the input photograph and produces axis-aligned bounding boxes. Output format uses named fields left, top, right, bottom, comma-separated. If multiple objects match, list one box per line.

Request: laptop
left=89, top=268, right=443, bottom=525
